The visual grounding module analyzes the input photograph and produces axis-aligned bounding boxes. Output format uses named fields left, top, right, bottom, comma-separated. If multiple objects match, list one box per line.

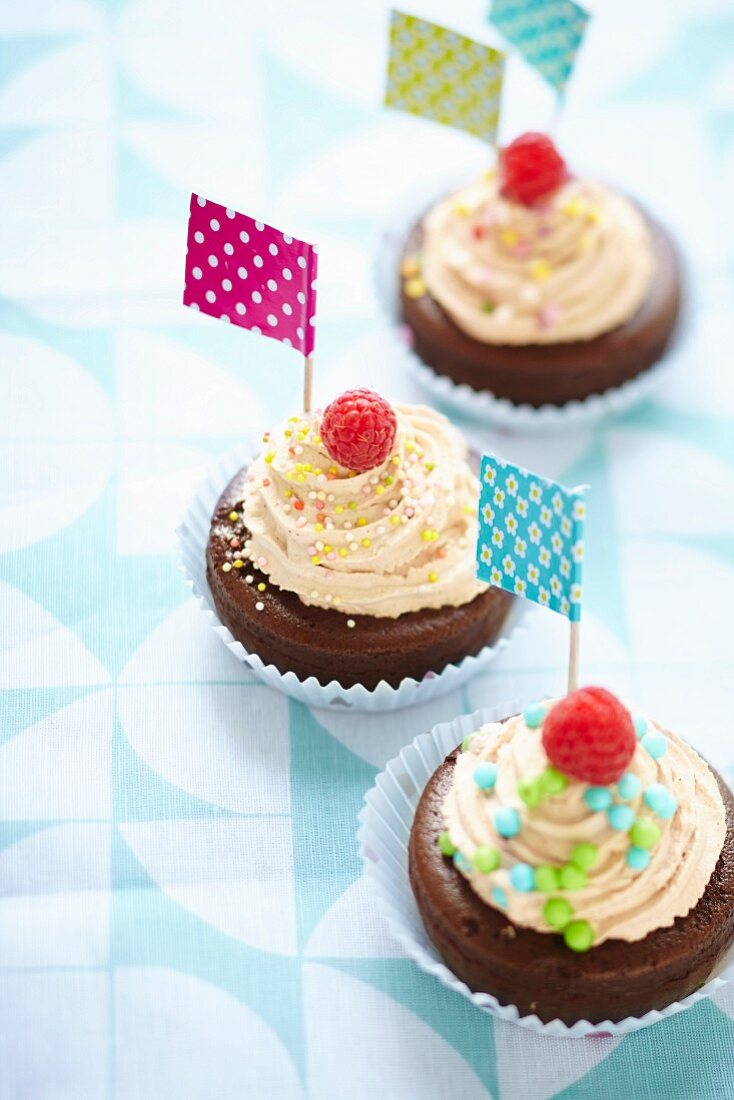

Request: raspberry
left=499, top=132, right=568, bottom=207
left=541, top=687, right=636, bottom=786
left=320, top=388, right=398, bottom=473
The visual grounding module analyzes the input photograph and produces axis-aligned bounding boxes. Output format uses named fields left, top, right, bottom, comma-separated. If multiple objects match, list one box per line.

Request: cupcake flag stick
left=489, top=0, right=590, bottom=97
left=183, top=194, right=319, bottom=412
left=475, top=453, right=586, bottom=693
left=385, top=10, right=506, bottom=145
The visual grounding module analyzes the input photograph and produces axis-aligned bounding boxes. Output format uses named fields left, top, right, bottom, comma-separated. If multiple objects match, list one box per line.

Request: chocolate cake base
left=206, top=470, right=514, bottom=690
left=400, top=208, right=682, bottom=408
left=409, top=746, right=734, bottom=1024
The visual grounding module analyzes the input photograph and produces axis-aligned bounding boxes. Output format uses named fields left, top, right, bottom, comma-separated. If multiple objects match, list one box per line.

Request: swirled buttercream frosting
left=442, top=701, right=726, bottom=947
left=417, top=173, right=654, bottom=346
left=239, top=403, right=486, bottom=618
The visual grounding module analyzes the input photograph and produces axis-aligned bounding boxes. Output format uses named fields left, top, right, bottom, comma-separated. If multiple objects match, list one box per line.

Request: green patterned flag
left=489, top=0, right=590, bottom=94
left=385, top=10, right=506, bottom=144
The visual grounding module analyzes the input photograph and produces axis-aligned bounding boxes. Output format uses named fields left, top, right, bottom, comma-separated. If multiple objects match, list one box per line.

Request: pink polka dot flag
left=183, top=194, right=318, bottom=357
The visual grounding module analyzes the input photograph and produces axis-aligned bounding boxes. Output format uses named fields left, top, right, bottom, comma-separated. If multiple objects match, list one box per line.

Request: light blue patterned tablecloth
left=2, top=1, right=734, bottom=1097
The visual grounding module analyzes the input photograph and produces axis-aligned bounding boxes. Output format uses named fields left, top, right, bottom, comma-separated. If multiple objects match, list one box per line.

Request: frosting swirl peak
left=419, top=173, right=654, bottom=345
left=443, top=701, right=726, bottom=947
left=240, top=403, right=486, bottom=618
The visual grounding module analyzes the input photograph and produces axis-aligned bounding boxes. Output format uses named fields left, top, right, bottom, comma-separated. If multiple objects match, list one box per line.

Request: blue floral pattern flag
left=476, top=453, right=586, bottom=620
left=489, top=0, right=590, bottom=94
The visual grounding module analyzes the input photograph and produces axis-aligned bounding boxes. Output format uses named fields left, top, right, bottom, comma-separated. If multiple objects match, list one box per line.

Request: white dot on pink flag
left=240, top=230, right=250, bottom=243
left=283, top=234, right=293, bottom=244
left=253, top=255, right=263, bottom=268
left=222, top=279, right=232, bottom=291
left=252, top=291, right=262, bottom=303
left=224, top=243, right=234, bottom=255
left=297, top=292, right=305, bottom=304
left=196, top=196, right=206, bottom=207
left=296, top=327, right=304, bottom=339
left=189, top=302, right=200, bottom=310
left=237, top=267, right=247, bottom=279
left=208, top=255, right=218, bottom=267
left=210, top=219, right=220, bottom=231
left=252, top=325, right=262, bottom=334
left=192, top=267, right=202, bottom=280
left=267, top=314, right=277, bottom=327
left=267, top=279, right=277, bottom=291
left=226, top=208, right=235, bottom=219
left=206, top=290, right=216, bottom=303
left=220, top=314, right=230, bottom=322
left=235, top=303, right=246, bottom=315
left=268, top=243, right=278, bottom=256
left=194, top=231, right=204, bottom=243
left=283, top=337, right=292, bottom=345
left=282, top=303, right=292, bottom=316
left=255, top=221, right=264, bottom=231
left=297, top=256, right=307, bottom=269
left=282, top=268, right=292, bottom=281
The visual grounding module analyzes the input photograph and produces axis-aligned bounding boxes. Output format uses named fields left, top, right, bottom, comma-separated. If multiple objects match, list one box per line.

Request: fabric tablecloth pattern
left=1, top=1, right=734, bottom=1097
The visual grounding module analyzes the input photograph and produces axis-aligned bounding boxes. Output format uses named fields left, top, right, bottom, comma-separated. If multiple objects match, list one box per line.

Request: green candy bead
left=473, top=845, right=501, bottom=873
left=518, top=777, right=543, bottom=809
left=534, top=865, right=560, bottom=892
left=543, top=896, right=574, bottom=930
left=540, top=766, right=568, bottom=797
left=438, top=831, right=456, bottom=857
left=570, top=843, right=598, bottom=871
left=629, top=817, right=661, bottom=851
left=560, top=864, right=587, bottom=891
left=461, top=734, right=474, bottom=752
left=564, top=919, right=595, bottom=953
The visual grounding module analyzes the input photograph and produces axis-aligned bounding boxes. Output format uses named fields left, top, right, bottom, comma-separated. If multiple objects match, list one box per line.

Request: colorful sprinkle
left=643, top=784, right=678, bottom=820
left=535, top=865, right=560, bottom=892
left=233, top=559, right=244, bottom=569
left=228, top=511, right=239, bottom=522
left=400, top=256, right=420, bottom=278
left=473, top=763, right=498, bottom=791
left=530, top=258, right=551, bottom=281
left=491, top=885, right=508, bottom=909
left=543, top=897, right=573, bottom=930
left=564, top=919, right=594, bottom=953
left=584, top=787, right=612, bottom=813
left=641, top=730, right=667, bottom=760
left=608, top=804, right=635, bottom=831
left=629, top=817, right=661, bottom=850
left=255, top=601, right=265, bottom=612
left=510, top=863, right=535, bottom=892
left=346, top=619, right=356, bottom=630
left=518, top=777, right=543, bottom=809
left=523, top=702, right=546, bottom=729
left=626, top=847, right=651, bottom=871
left=560, top=864, right=587, bottom=891
left=404, top=276, right=427, bottom=299
left=257, top=582, right=266, bottom=592
left=617, top=772, right=642, bottom=801
left=540, top=766, right=567, bottom=797
left=221, top=562, right=232, bottom=573
left=570, top=843, right=598, bottom=871
left=473, top=845, right=501, bottom=873
left=438, top=831, right=456, bottom=857
left=494, top=807, right=521, bottom=839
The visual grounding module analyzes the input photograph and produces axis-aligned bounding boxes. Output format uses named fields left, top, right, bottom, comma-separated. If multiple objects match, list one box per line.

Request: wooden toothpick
left=303, top=355, right=314, bottom=414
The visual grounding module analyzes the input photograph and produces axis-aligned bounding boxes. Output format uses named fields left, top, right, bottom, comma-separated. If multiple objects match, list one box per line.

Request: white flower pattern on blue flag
left=489, top=0, right=590, bottom=94
left=477, top=454, right=586, bottom=621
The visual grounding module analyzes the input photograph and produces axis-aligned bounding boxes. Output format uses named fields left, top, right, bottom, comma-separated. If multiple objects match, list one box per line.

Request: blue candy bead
left=494, top=807, right=521, bottom=838
left=643, top=783, right=678, bottom=820
left=633, top=715, right=648, bottom=740
left=626, top=846, right=651, bottom=871
left=523, top=703, right=547, bottom=729
left=474, top=763, right=498, bottom=791
left=608, top=804, right=635, bottom=831
left=617, top=772, right=642, bottom=801
left=509, top=863, right=535, bottom=892
left=492, top=885, right=508, bottom=909
left=584, top=787, right=612, bottom=812
left=641, top=730, right=667, bottom=759
left=453, top=852, right=472, bottom=874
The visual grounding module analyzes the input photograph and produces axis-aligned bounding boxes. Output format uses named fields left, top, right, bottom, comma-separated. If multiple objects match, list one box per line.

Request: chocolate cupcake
left=399, top=133, right=682, bottom=408
left=409, top=688, right=734, bottom=1024
left=206, top=389, right=513, bottom=690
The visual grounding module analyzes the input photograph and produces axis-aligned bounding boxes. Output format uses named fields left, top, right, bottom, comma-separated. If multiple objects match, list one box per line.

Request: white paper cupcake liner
left=374, top=177, right=673, bottom=433
left=177, top=445, right=529, bottom=712
left=358, top=703, right=734, bottom=1036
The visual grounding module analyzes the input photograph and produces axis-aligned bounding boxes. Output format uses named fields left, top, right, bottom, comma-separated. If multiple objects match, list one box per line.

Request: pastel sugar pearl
left=523, top=702, right=547, bottom=729
left=453, top=852, right=472, bottom=874
left=641, top=730, right=667, bottom=759
left=494, top=807, right=521, bottom=838
left=627, top=846, right=651, bottom=871
left=608, top=804, right=635, bottom=831
left=510, top=863, right=535, bottom=892
left=474, top=763, right=498, bottom=791
left=617, top=772, right=642, bottom=801
left=633, top=715, right=648, bottom=739
left=491, top=885, right=508, bottom=909
left=644, top=783, right=678, bottom=820
left=584, top=787, right=612, bottom=812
